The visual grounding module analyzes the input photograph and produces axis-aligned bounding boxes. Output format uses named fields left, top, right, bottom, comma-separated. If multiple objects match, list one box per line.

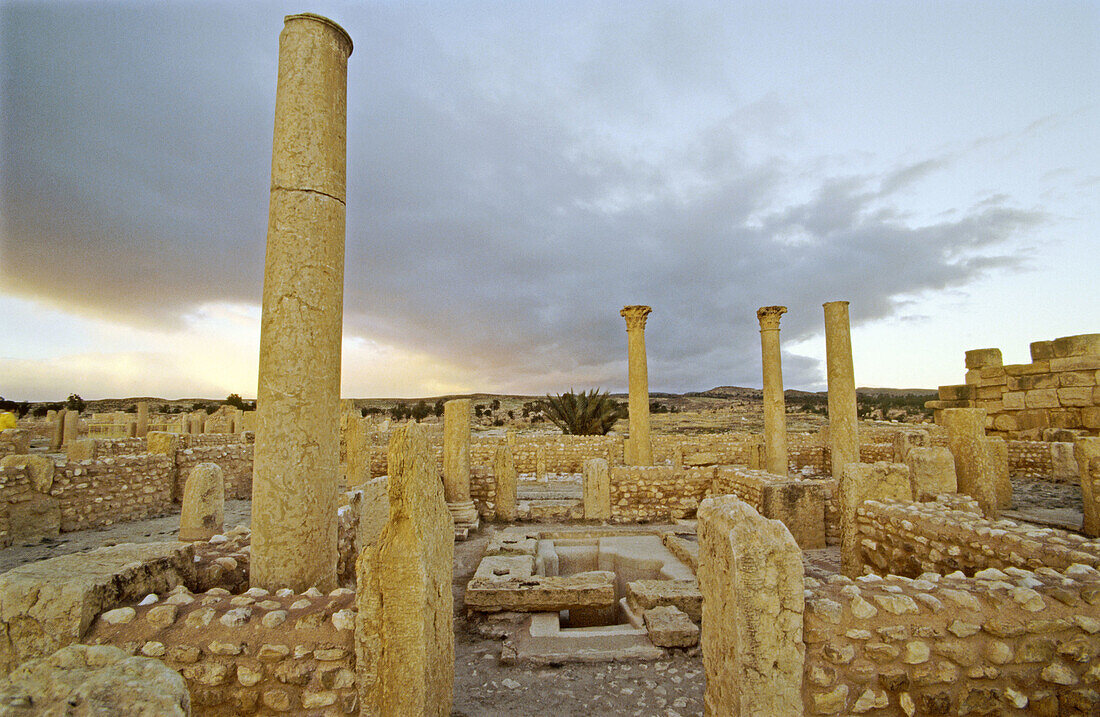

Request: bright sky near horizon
left=1, top=1, right=1097, bottom=401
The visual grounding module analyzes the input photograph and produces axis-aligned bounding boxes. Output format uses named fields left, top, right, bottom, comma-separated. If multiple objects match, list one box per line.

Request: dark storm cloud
left=0, top=2, right=1045, bottom=392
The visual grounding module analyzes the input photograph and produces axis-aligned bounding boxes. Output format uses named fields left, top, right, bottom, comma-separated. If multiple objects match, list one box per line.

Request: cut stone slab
left=508, top=612, right=663, bottom=665
left=0, top=542, right=195, bottom=676
left=474, top=555, right=535, bottom=582
left=484, top=532, right=539, bottom=558
left=6, top=493, right=60, bottom=545
left=626, top=579, right=702, bottom=623
left=0, top=644, right=189, bottom=716
left=644, top=605, right=699, bottom=648
left=465, top=570, right=615, bottom=613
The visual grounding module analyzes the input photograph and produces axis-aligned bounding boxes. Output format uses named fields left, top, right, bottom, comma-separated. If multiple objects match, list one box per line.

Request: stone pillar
left=839, top=462, right=912, bottom=577
left=251, top=13, right=353, bottom=593
left=823, top=301, right=859, bottom=479
left=443, top=399, right=479, bottom=533
left=984, top=437, right=1011, bottom=509
left=942, top=408, right=998, bottom=518
left=50, top=410, right=65, bottom=450
left=136, top=402, right=149, bottom=438
left=534, top=444, right=547, bottom=482
left=179, top=463, right=225, bottom=542
left=583, top=458, right=611, bottom=521
left=61, top=409, right=78, bottom=446
left=757, top=306, right=788, bottom=476
left=697, top=496, right=804, bottom=716
left=356, top=423, right=454, bottom=716
left=493, top=445, right=517, bottom=522
left=621, top=305, right=653, bottom=466
left=905, top=446, right=957, bottom=501
left=1075, top=438, right=1100, bottom=537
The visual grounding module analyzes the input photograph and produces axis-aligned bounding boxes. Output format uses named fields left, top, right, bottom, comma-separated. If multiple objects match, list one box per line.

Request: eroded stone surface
left=824, top=301, right=860, bottom=480
left=643, top=605, right=699, bottom=648
left=179, top=463, right=224, bottom=542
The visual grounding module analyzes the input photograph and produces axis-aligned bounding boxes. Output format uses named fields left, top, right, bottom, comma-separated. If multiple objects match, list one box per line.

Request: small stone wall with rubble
left=0, top=430, right=30, bottom=459
left=51, top=455, right=174, bottom=531
left=802, top=565, right=1100, bottom=715
left=0, top=464, right=32, bottom=548
left=608, top=466, right=712, bottom=522
left=470, top=467, right=497, bottom=518
left=176, top=444, right=254, bottom=501
left=84, top=437, right=148, bottom=456
left=711, top=466, right=833, bottom=548
left=1007, top=439, right=1054, bottom=479
left=856, top=498, right=1100, bottom=578
left=186, top=432, right=255, bottom=448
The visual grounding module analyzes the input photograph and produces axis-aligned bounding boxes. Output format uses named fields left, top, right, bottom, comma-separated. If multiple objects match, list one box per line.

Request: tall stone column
left=251, top=13, right=353, bottom=592
left=942, top=408, right=998, bottom=518
left=136, top=402, right=149, bottom=438
left=823, top=301, right=859, bottom=479
left=443, top=399, right=480, bottom=534
left=621, top=305, right=653, bottom=466
left=757, top=306, right=788, bottom=476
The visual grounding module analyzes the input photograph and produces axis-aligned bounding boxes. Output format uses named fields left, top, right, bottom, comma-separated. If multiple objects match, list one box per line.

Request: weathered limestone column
left=136, top=402, right=149, bottom=438
left=583, top=458, right=611, bottom=521
left=823, top=300, right=859, bottom=479
left=50, top=410, right=66, bottom=450
left=621, top=305, right=653, bottom=466
left=346, top=415, right=370, bottom=489
left=697, top=496, right=804, bottom=715
left=251, top=13, right=353, bottom=592
left=1075, top=438, right=1100, bottom=537
left=443, top=399, right=479, bottom=533
left=984, top=437, right=1012, bottom=509
left=356, top=423, right=454, bottom=716
left=179, top=463, right=225, bottom=542
left=839, top=462, right=912, bottom=577
left=757, top=305, right=788, bottom=476
left=493, top=445, right=517, bottom=522
left=61, top=409, right=78, bottom=446
left=942, top=408, right=998, bottom=518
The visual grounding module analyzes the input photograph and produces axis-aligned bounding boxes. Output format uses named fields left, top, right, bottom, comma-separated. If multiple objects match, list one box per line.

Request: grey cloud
left=1, top=1, right=1046, bottom=393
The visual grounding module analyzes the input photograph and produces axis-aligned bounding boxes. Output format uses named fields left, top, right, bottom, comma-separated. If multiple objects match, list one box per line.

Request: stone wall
left=712, top=466, right=831, bottom=549
left=84, top=585, right=358, bottom=715
left=931, top=334, right=1100, bottom=439
left=51, top=455, right=175, bottom=531
left=803, top=566, right=1100, bottom=715
left=857, top=497, right=1100, bottom=577
left=0, top=464, right=32, bottom=548
left=0, top=430, right=30, bottom=459
left=177, top=445, right=254, bottom=501
left=608, top=466, right=711, bottom=522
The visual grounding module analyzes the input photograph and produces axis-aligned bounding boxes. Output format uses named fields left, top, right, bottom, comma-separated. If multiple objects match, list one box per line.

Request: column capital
left=823, top=300, right=850, bottom=310
left=756, top=305, right=787, bottom=331
left=621, top=305, right=652, bottom=331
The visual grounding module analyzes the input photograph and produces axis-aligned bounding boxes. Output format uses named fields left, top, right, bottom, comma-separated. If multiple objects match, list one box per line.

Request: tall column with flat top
left=823, top=301, right=859, bottom=479
left=443, top=399, right=480, bottom=534
left=621, top=305, right=653, bottom=466
left=251, top=13, right=353, bottom=592
left=757, top=306, right=788, bottom=476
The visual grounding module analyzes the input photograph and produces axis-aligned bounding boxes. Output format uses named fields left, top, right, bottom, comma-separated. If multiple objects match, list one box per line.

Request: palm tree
left=539, top=389, right=623, bottom=435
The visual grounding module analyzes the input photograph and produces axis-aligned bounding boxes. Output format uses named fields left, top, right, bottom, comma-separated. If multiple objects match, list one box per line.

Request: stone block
left=465, top=571, right=616, bottom=613
left=966, top=348, right=1002, bottom=370
left=1031, top=340, right=1055, bottom=361
left=0, top=455, right=54, bottom=494
left=942, top=408, right=999, bottom=517
left=1059, top=387, right=1093, bottom=407
left=1076, top=439, right=1100, bottom=537
left=626, top=579, right=702, bottom=623
left=1051, top=442, right=1079, bottom=483
left=473, top=555, right=535, bottom=582
left=1059, top=370, right=1098, bottom=387
left=840, top=462, right=912, bottom=576
left=1009, top=373, right=1058, bottom=391
left=644, top=605, right=699, bottom=648
left=984, top=438, right=1011, bottom=510
left=493, top=445, right=517, bottom=522
left=6, top=493, right=60, bottom=544
left=1003, top=391, right=1026, bottom=411
left=1082, top=407, right=1100, bottom=430
left=1016, top=409, right=1051, bottom=431
left=0, top=542, right=195, bottom=675
left=762, top=481, right=826, bottom=550
left=978, top=369, right=1006, bottom=386
left=1051, top=409, right=1083, bottom=429
left=1051, top=356, right=1100, bottom=372
left=1052, top=333, right=1100, bottom=358
left=1025, top=389, right=1060, bottom=409
left=582, top=458, right=610, bottom=521
left=179, top=462, right=224, bottom=542
left=484, top=532, right=538, bottom=558
left=698, top=496, right=803, bottom=716
left=64, top=439, right=97, bottom=461
left=905, top=447, right=956, bottom=501
left=964, top=369, right=981, bottom=385
left=892, top=430, right=930, bottom=462
left=992, top=413, right=1018, bottom=432
left=938, top=384, right=973, bottom=401
left=0, top=430, right=29, bottom=455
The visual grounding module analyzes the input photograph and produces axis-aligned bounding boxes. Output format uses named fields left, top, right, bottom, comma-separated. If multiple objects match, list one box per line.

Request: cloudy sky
left=1, top=1, right=1097, bottom=401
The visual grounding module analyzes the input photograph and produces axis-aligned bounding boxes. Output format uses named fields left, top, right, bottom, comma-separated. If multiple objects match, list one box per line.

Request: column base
left=447, top=500, right=480, bottom=539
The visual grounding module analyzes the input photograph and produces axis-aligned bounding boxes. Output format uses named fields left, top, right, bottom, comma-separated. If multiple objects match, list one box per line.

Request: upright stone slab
left=1076, top=438, right=1100, bottom=537
left=697, top=496, right=804, bottom=716
left=756, top=306, right=788, bottom=476
left=346, top=415, right=370, bottom=489
left=49, top=410, right=65, bottom=451
left=1051, top=441, right=1080, bottom=483
left=442, top=399, right=479, bottom=533
left=984, top=437, right=1011, bottom=509
left=251, top=13, right=353, bottom=592
left=941, top=408, right=998, bottom=517
left=583, top=458, right=611, bottom=521
left=494, top=445, right=517, bottom=522
left=356, top=423, right=454, bottom=716
left=840, top=462, right=912, bottom=577
left=824, top=300, right=860, bottom=479
left=621, top=305, right=653, bottom=466
left=179, top=462, right=225, bottom=542
left=61, top=410, right=78, bottom=446
left=892, top=429, right=929, bottom=463
left=136, top=401, right=149, bottom=437
left=905, top=446, right=957, bottom=501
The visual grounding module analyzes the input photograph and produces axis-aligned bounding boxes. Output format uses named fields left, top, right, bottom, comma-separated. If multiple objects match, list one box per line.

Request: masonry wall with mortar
left=609, top=465, right=712, bottom=522
left=50, top=455, right=174, bottom=531
left=802, top=565, right=1100, bottom=715
left=0, top=430, right=30, bottom=459
left=930, top=333, right=1100, bottom=439
left=0, top=464, right=33, bottom=548
left=176, top=445, right=254, bottom=501
left=856, top=497, right=1100, bottom=578
left=711, top=466, right=834, bottom=548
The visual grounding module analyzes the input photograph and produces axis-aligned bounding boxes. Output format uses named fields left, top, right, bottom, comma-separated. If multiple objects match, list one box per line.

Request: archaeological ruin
left=1, top=11, right=1099, bottom=717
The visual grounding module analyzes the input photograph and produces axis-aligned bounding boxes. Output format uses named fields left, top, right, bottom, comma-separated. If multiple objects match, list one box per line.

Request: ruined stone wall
left=711, top=466, right=831, bottom=549
left=931, top=334, right=1100, bottom=439
left=1007, top=439, right=1054, bottom=479
left=78, top=437, right=148, bottom=457
left=859, top=442, right=895, bottom=463
left=0, top=430, right=30, bottom=458
left=84, top=586, right=358, bottom=715
left=608, top=466, right=711, bottom=522
left=51, top=455, right=174, bottom=531
left=0, top=464, right=32, bottom=548
left=857, top=497, right=1100, bottom=577
left=803, top=566, right=1100, bottom=715
left=188, top=432, right=255, bottom=448
left=177, top=445, right=254, bottom=501
left=469, top=466, right=497, bottom=517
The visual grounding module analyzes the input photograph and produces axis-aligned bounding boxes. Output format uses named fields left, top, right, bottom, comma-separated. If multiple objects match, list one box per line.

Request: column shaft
left=621, top=305, right=653, bottom=466
left=443, top=399, right=479, bottom=530
left=823, top=301, right=859, bottom=479
left=757, top=306, right=788, bottom=476
left=251, top=13, right=353, bottom=592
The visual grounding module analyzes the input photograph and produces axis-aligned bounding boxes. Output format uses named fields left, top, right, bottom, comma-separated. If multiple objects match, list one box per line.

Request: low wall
left=177, top=444, right=254, bottom=501
left=609, top=466, right=711, bottom=522
left=51, top=455, right=175, bottom=532
left=712, top=466, right=830, bottom=549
